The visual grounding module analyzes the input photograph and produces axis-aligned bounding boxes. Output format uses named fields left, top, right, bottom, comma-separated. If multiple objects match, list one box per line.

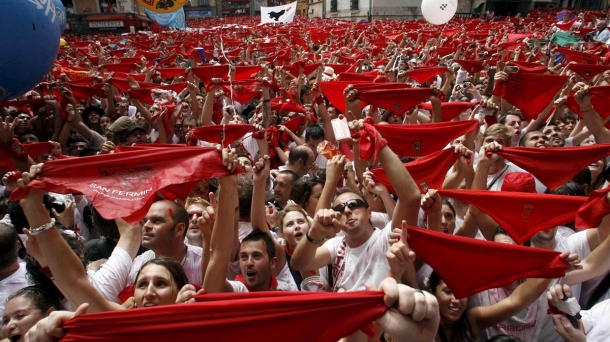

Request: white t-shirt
left=323, top=222, right=391, bottom=291
left=0, top=263, right=30, bottom=319
left=486, top=162, right=546, bottom=193
left=581, top=298, right=610, bottom=342
left=538, top=230, right=592, bottom=342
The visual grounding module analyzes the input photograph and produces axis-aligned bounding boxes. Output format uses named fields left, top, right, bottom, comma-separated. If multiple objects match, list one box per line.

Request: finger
left=208, top=192, right=217, bottom=209
left=400, top=220, right=408, bottom=243
left=73, top=303, right=89, bottom=317
left=408, top=289, right=428, bottom=321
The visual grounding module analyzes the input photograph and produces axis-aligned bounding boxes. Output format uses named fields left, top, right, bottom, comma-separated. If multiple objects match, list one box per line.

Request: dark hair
left=492, top=227, right=510, bottom=241
left=441, top=199, right=456, bottom=216
left=167, top=201, right=189, bottom=237
left=300, top=85, right=311, bottom=99
left=428, top=271, right=472, bottom=342
left=333, top=187, right=369, bottom=208
left=288, top=146, right=312, bottom=166
left=7, top=286, right=63, bottom=313
left=87, top=203, right=120, bottom=240
left=0, top=222, right=18, bottom=269
left=238, top=177, right=254, bottom=220
left=290, top=171, right=326, bottom=208
left=241, top=229, right=275, bottom=259
left=135, top=257, right=188, bottom=290
left=486, top=335, right=524, bottom=342
left=305, top=124, right=324, bottom=142
left=279, top=169, right=299, bottom=185
left=498, top=111, right=523, bottom=125
left=553, top=181, right=586, bottom=197
left=181, top=115, right=201, bottom=127
left=79, top=147, right=101, bottom=157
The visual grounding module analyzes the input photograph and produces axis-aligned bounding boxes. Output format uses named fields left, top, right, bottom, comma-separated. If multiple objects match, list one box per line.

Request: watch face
left=11, top=142, right=22, bottom=154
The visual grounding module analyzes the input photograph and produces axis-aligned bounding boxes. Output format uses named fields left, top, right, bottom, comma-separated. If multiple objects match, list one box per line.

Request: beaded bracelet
left=30, top=219, right=56, bottom=236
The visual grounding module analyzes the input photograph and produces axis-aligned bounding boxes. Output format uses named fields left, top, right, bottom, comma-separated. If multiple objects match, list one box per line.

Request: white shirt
left=0, top=263, right=30, bottom=318
left=323, top=221, right=391, bottom=291
left=581, top=298, right=610, bottom=342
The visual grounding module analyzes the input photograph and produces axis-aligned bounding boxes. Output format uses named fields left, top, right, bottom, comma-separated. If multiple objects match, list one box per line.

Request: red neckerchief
left=284, top=245, right=293, bottom=257
left=234, top=273, right=278, bottom=292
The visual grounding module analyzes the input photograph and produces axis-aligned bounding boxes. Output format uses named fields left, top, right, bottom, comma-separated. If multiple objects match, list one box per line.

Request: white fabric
left=486, top=162, right=546, bottom=193
left=581, top=298, right=610, bottom=342
left=129, top=245, right=203, bottom=287
left=87, top=246, right=133, bottom=303
left=260, top=2, right=297, bottom=24
left=370, top=211, right=391, bottom=230
left=0, top=263, right=30, bottom=319
left=323, top=222, right=391, bottom=291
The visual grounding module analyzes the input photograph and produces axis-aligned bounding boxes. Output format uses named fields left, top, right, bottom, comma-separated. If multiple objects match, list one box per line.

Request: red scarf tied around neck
left=61, top=292, right=386, bottom=342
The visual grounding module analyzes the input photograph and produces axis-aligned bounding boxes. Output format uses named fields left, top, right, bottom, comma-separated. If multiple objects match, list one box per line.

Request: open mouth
left=246, top=270, right=256, bottom=278
left=142, top=302, right=156, bottom=307
left=294, top=232, right=303, bottom=239
left=10, top=335, right=22, bottom=342
left=346, top=219, right=357, bottom=225
left=448, top=306, right=460, bottom=313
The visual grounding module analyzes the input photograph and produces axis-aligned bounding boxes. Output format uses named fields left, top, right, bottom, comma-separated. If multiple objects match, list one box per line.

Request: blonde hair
left=277, top=204, right=312, bottom=237
left=482, top=123, right=511, bottom=146
left=184, top=196, right=210, bottom=209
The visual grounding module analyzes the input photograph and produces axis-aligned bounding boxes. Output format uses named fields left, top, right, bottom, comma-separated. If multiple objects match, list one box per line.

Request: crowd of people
left=2, top=6, right=610, bottom=342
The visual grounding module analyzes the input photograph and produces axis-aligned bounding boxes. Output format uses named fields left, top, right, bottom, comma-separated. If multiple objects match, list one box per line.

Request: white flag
left=260, top=2, right=297, bottom=24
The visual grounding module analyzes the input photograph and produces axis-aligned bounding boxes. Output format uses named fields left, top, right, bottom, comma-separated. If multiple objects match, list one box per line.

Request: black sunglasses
left=333, top=199, right=366, bottom=213
left=188, top=211, right=203, bottom=217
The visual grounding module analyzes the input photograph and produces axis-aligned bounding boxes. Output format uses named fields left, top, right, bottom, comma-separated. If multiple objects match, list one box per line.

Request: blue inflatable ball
left=0, top=0, right=60, bottom=101
left=53, top=0, right=67, bottom=33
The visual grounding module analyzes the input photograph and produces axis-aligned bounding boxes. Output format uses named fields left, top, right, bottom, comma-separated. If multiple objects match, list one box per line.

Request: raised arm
left=18, top=164, right=123, bottom=313
left=574, top=83, right=610, bottom=144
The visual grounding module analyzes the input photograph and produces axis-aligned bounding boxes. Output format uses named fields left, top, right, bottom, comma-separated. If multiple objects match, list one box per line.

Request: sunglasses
left=332, top=199, right=366, bottom=213
left=188, top=211, right=203, bottom=217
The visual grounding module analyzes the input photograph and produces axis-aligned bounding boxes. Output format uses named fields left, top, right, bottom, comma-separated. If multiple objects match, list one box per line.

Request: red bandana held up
left=155, top=67, right=187, bottom=79
left=437, top=189, right=587, bottom=244
left=234, top=273, right=279, bottom=291
left=575, top=186, right=610, bottom=229
left=189, top=124, right=254, bottom=147
left=316, top=81, right=405, bottom=115
left=495, top=145, right=610, bottom=190
left=404, top=66, right=448, bottom=84
left=356, top=88, right=434, bottom=113
left=0, top=142, right=54, bottom=172
left=191, top=65, right=261, bottom=85
left=567, top=64, right=610, bottom=82
left=353, top=117, right=386, bottom=165
left=419, top=101, right=474, bottom=122
left=557, top=48, right=600, bottom=64
left=453, top=60, right=486, bottom=74
left=492, top=73, right=568, bottom=120
left=566, top=86, right=610, bottom=121
left=374, top=120, right=478, bottom=157
left=61, top=292, right=386, bottom=342
left=407, top=226, right=567, bottom=299
left=11, top=147, right=241, bottom=224
left=372, top=148, right=460, bottom=194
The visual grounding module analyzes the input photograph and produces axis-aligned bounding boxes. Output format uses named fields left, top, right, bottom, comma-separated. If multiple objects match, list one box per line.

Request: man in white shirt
left=0, top=223, right=29, bottom=318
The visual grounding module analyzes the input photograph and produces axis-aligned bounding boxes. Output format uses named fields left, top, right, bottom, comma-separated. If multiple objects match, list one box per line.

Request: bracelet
left=29, top=219, right=56, bottom=236
left=262, top=99, right=270, bottom=103
left=306, top=230, right=323, bottom=244
left=581, top=106, right=595, bottom=113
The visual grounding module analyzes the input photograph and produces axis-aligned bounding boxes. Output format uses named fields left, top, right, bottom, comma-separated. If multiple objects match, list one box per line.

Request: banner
left=145, top=7, right=186, bottom=29
left=260, top=2, right=297, bottom=24
left=136, top=0, right=188, bottom=14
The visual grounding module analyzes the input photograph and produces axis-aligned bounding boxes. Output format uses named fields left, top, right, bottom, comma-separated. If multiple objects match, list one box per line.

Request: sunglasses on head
left=188, top=211, right=203, bottom=217
left=333, top=199, right=366, bottom=213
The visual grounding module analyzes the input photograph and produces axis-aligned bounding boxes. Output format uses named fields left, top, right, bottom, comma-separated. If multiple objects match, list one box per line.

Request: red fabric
left=283, top=61, right=322, bottom=77
left=317, top=82, right=407, bottom=114
left=575, top=186, right=610, bottom=229
left=420, top=101, right=474, bottom=122
left=557, top=48, right=600, bottom=64
left=356, top=88, right=433, bottom=113
left=61, top=291, right=386, bottom=342
left=372, top=148, right=460, bottom=194
left=0, top=99, right=46, bottom=108
left=566, top=86, right=610, bottom=120
left=437, top=189, right=587, bottom=244
left=453, top=60, right=486, bottom=74
left=567, top=64, right=610, bottom=82
left=156, top=67, right=187, bottom=79
left=492, top=73, right=568, bottom=120
left=0, top=142, right=54, bottom=172
left=191, top=65, right=261, bottom=85
left=500, top=172, right=537, bottom=193
left=496, top=145, right=610, bottom=190
left=101, top=64, right=138, bottom=73
left=555, top=18, right=577, bottom=31
left=189, top=124, right=254, bottom=147
left=280, top=115, right=306, bottom=145
left=270, top=97, right=307, bottom=113
left=508, top=61, right=549, bottom=74
left=338, top=72, right=378, bottom=82
left=11, top=147, right=240, bottom=224
left=374, top=120, right=478, bottom=157
left=404, top=66, right=448, bottom=84
left=353, top=118, right=383, bottom=165
left=407, top=226, right=567, bottom=299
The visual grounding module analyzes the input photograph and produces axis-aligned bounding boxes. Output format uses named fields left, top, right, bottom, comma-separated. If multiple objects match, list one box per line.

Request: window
left=330, top=0, right=337, bottom=12
left=351, top=0, right=358, bottom=10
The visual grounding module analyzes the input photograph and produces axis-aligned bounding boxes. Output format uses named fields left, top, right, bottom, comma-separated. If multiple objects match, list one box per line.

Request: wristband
left=581, top=106, right=595, bottom=113
left=30, top=219, right=56, bottom=236
left=306, top=230, right=323, bottom=244
left=262, top=99, right=270, bottom=103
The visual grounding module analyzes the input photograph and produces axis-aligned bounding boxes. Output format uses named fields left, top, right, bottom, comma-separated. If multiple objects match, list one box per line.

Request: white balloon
left=421, top=0, right=458, bottom=26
